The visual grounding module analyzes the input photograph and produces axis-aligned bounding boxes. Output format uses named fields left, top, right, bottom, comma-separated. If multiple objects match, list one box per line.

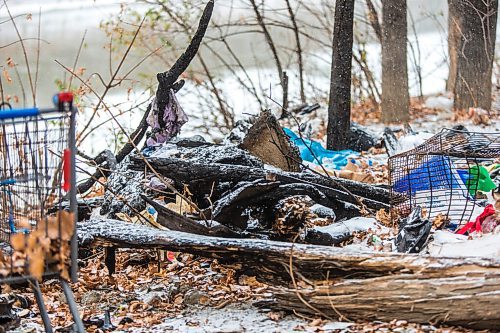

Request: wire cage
left=389, top=128, right=500, bottom=229
left=0, top=94, right=84, bottom=332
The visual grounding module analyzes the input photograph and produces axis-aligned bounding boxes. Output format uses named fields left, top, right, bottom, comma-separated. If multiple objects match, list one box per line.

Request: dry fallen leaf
left=17, top=217, right=32, bottom=230
left=116, top=212, right=136, bottom=223
left=11, top=233, right=26, bottom=251
left=267, top=311, right=283, bottom=321
left=376, top=209, right=392, bottom=227
left=29, top=248, right=45, bottom=280
left=166, top=195, right=194, bottom=215
left=432, top=213, right=450, bottom=230
left=199, top=295, right=210, bottom=305
left=2, top=68, right=12, bottom=83
left=265, top=173, right=277, bottom=181
left=59, top=211, right=75, bottom=241
left=37, top=216, right=58, bottom=239
left=6, top=57, right=15, bottom=68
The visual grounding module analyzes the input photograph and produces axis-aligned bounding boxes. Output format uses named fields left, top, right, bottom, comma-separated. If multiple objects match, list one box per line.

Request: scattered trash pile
left=82, top=110, right=500, bottom=259
left=89, top=110, right=392, bottom=252
left=69, top=107, right=500, bottom=330
left=390, top=128, right=500, bottom=256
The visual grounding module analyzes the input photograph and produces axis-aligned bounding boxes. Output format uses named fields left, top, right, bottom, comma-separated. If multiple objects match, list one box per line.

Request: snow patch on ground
left=394, top=132, right=435, bottom=154
left=315, top=217, right=389, bottom=239
left=427, top=232, right=500, bottom=258
left=424, top=95, right=454, bottom=111
left=138, top=303, right=352, bottom=333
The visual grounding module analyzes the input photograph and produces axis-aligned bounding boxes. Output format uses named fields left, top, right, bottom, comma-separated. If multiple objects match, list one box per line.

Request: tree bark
left=448, top=0, right=498, bottom=111
left=78, top=219, right=499, bottom=282
left=381, top=0, right=410, bottom=123
left=327, top=0, right=355, bottom=150
left=264, top=273, right=499, bottom=329
left=78, top=219, right=500, bottom=329
left=447, top=0, right=459, bottom=92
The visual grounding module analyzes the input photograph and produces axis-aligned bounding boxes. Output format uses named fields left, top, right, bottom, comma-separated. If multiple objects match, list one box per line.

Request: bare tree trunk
left=447, top=0, right=459, bottom=92
left=448, top=0, right=498, bottom=111
left=327, top=0, right=355, bottom=150
left=381, top=0, right=409, bottom=123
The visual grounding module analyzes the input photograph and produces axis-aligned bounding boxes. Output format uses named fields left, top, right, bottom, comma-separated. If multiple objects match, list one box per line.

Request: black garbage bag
left=396, top=206, right=432, bottom=253
left=347, top=122, right=381, bottom=152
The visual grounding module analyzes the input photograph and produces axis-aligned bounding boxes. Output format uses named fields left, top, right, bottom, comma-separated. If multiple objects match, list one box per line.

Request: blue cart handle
left=0, top=107, right=39, bottom=120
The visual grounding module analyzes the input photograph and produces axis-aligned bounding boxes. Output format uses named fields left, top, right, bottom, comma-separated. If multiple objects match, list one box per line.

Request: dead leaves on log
left=273, top=196, right=332, bottom=237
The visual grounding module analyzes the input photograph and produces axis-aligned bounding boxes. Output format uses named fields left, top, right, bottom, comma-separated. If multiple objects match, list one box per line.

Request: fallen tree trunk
left=78, top=219, right=500, bottom=329
left=129, top=155, right=390, bottom=210
left=262, top=273, right=499, bottom=329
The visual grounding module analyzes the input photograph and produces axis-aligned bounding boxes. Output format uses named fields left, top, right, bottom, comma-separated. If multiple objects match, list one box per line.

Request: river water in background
left=0, top=0, right=477, bottom=152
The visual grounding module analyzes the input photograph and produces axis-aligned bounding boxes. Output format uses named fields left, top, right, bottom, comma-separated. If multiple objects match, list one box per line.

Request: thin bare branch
left=4, top=0, right=35, bottom=105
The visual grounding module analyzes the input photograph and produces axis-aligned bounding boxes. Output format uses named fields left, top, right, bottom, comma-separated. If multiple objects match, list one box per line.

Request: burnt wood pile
left=74, top=1, right=500, bottom=329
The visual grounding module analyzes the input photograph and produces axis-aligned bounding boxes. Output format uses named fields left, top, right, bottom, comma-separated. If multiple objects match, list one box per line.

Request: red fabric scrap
left=456, top=204, right=496, bottom=235
left=62, top=148, right=71, bottom=192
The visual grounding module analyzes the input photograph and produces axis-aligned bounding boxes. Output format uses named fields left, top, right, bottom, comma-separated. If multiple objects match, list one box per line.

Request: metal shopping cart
left=0, top=93, right=84, bottom=332
left=389, top=128, right=500, bottom=229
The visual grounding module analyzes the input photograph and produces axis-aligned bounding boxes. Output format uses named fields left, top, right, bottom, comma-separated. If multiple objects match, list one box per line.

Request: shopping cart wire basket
left=0, top=93, right=84, bottom=332
left=389, top=128, right=500, bottom=229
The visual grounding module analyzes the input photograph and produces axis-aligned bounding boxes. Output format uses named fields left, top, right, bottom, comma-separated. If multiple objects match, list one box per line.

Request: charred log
left=142, top=195, right=239, bottom=237
left=129, top=155, right=390, bottom=211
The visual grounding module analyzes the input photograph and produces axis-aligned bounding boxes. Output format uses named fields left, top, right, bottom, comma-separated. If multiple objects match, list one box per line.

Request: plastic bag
left=396, top=206, right=432, bottom=253
left=283, top=128, right=358, bottom=170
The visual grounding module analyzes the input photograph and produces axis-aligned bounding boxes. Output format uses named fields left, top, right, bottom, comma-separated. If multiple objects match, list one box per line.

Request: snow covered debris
left=427, top=232, right=500, bottom=258
left=424, top=95, right=453, bottom=111
left=315, top=217, right=388, bottom=235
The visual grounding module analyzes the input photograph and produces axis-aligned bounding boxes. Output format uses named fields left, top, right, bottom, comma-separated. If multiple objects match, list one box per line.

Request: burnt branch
left=77, top=0, right=214, bottom=194
left=115, top=103, right=151, bottom=163
left=156, top=0, right=214, bottom=91
left=155, top=0, right=214, bottom=126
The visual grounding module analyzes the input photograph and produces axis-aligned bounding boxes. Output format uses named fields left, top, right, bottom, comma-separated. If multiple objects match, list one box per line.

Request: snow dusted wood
left=142, top=195, right=239, bottom=237
left=78, top=219, right=499, bottom=281
left=78, top=219, right=499, bottom=329
left=265, top=273, right=499, bottom=330
left=211, top=180, right=334, bottom=229
left=129, top=155, right=390, bottom=210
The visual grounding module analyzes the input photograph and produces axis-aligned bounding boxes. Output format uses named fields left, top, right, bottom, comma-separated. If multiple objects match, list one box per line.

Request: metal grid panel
left=389, top=128, right=500, bottom=228
left=0, top=111, right=75, bottom=280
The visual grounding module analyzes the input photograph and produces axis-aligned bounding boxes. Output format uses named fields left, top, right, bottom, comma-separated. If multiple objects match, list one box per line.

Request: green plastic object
left=466, top=165, right=497, bottom=195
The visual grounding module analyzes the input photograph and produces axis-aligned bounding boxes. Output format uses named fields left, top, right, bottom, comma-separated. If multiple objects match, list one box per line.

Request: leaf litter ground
left=6, top=249, right=488, bottom=333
